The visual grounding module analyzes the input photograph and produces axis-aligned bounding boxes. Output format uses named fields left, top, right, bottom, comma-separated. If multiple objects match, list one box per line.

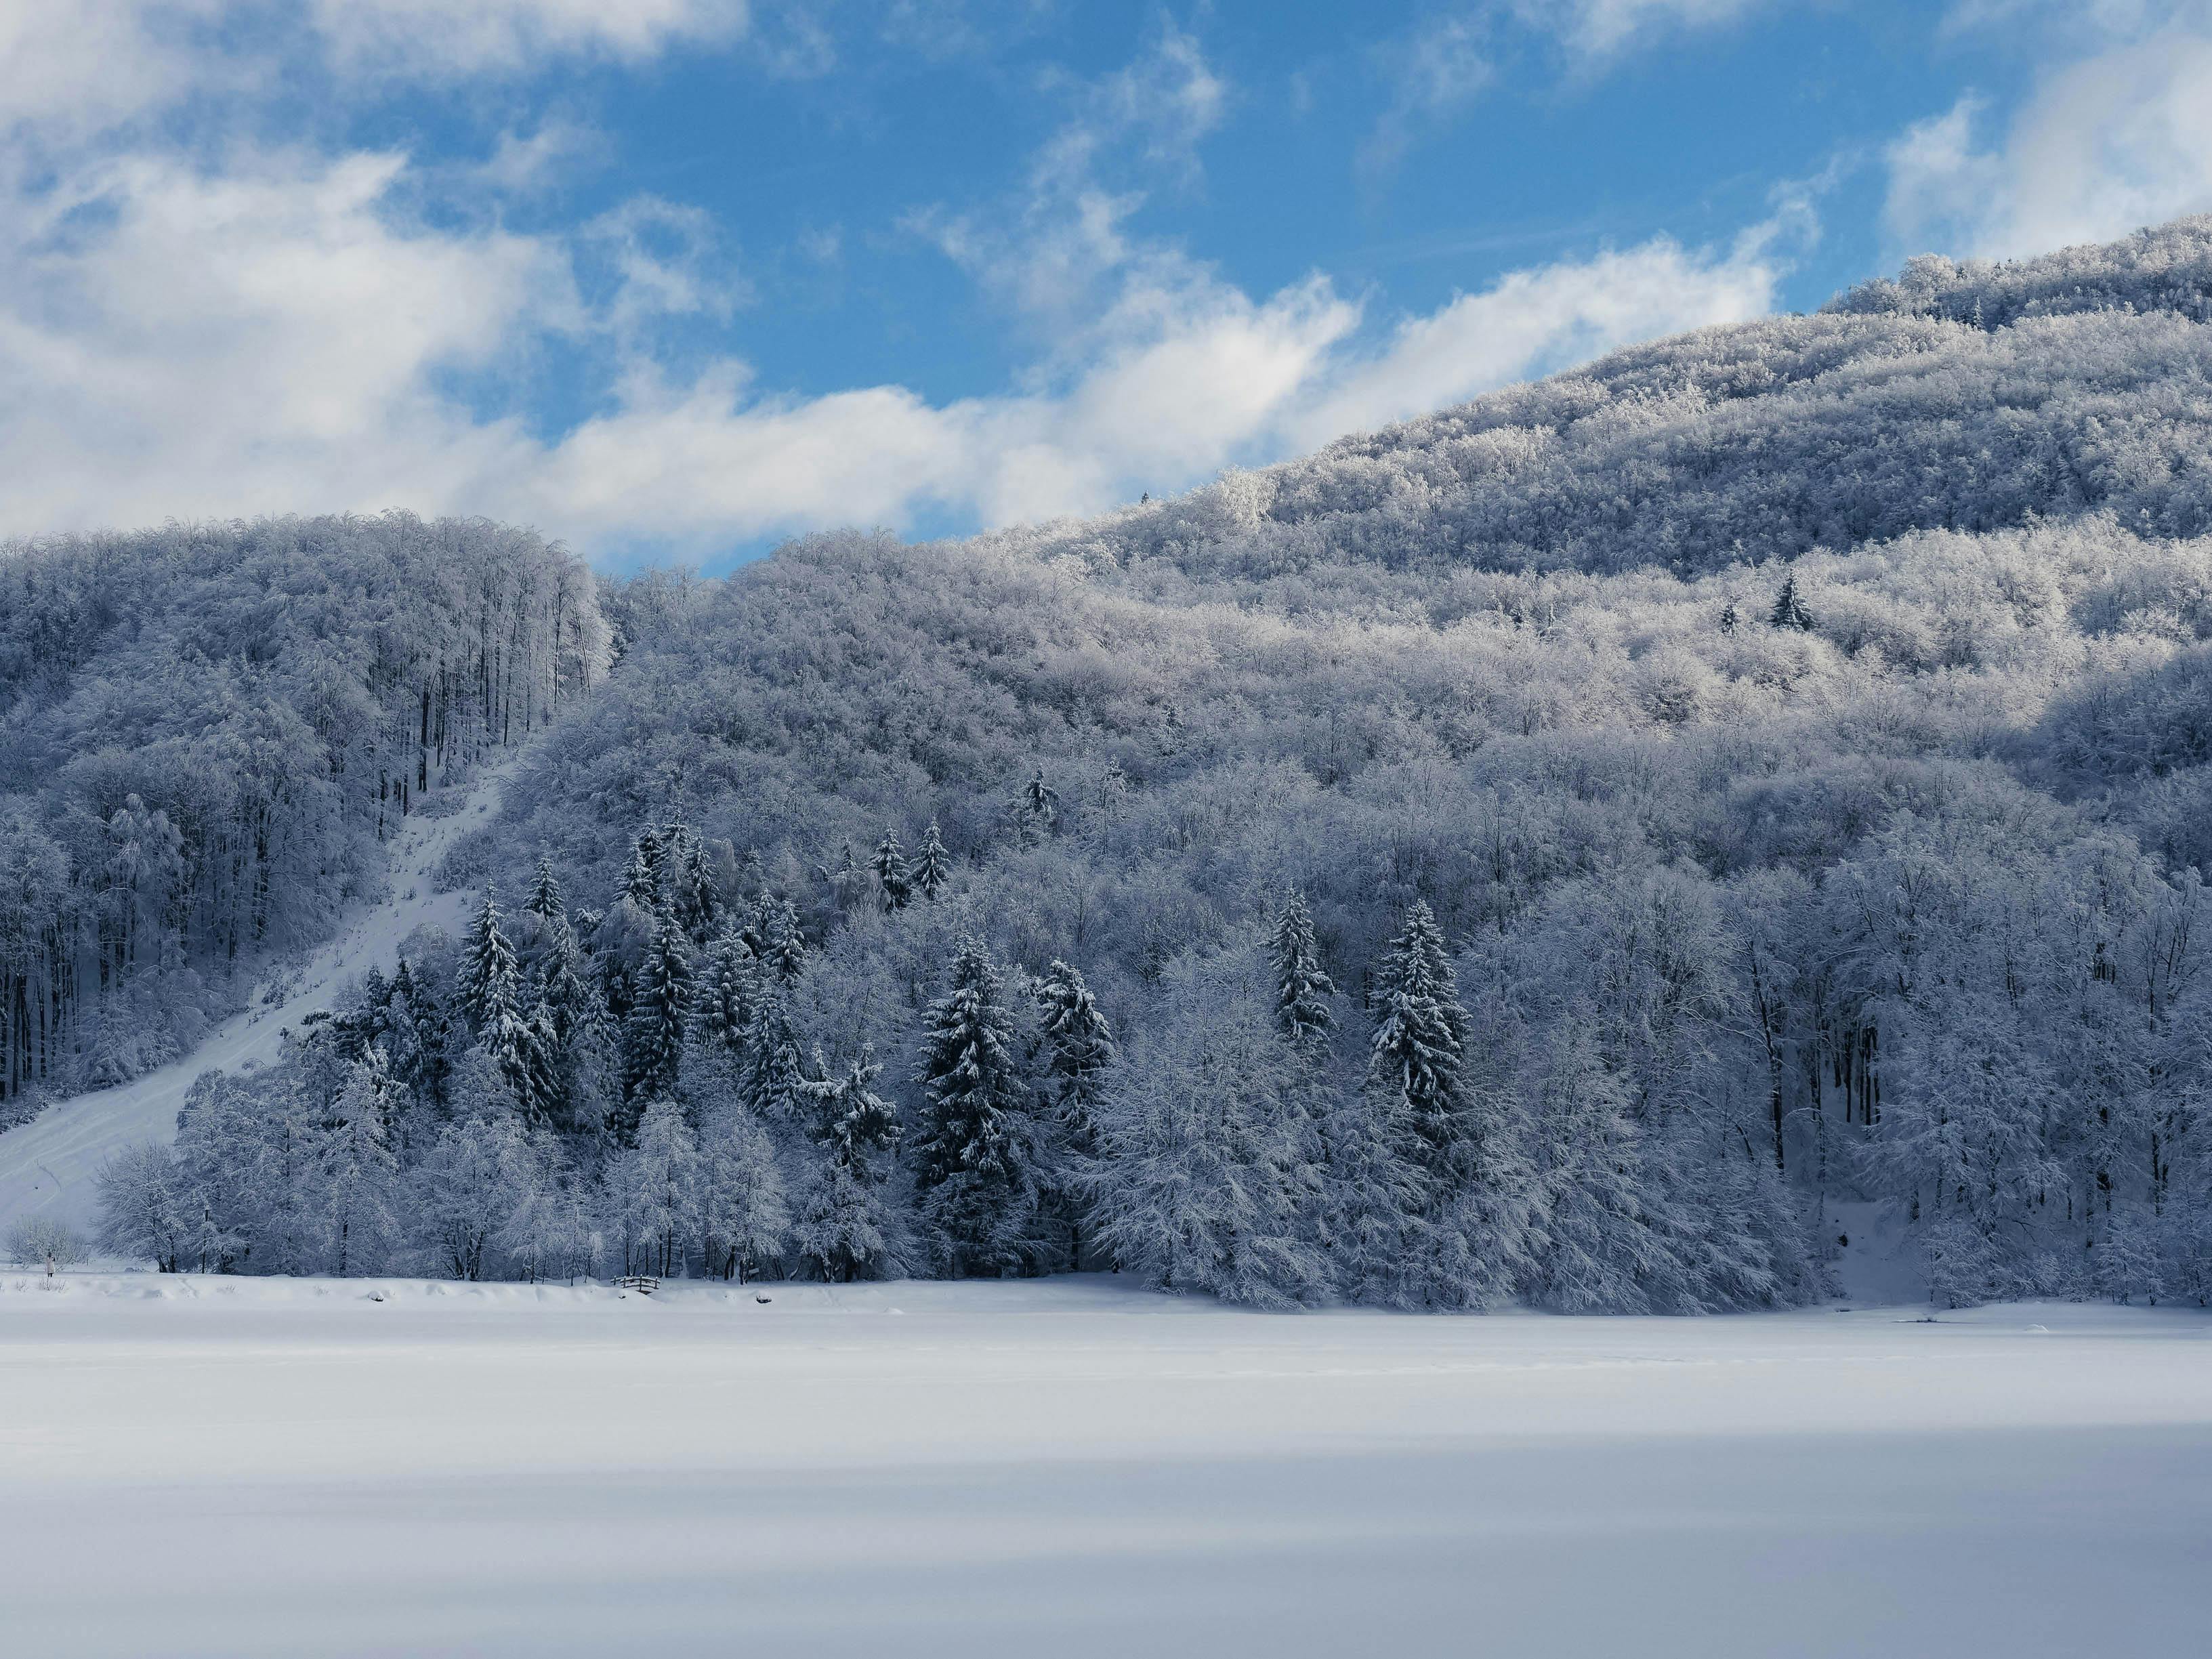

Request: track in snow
left=0, top=749, right=527, bottom=1238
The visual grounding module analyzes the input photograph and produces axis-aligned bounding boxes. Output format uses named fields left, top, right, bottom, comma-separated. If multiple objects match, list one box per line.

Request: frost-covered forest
left=0, top=516, right=604, bottom=1114
left=60, top=220, right=2212, bottom=1309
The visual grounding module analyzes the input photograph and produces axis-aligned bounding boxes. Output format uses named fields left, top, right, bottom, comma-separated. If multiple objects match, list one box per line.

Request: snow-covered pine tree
left=872, top=828, right=913, bottom=910
left=913, top=820, right=951, bottom=900
left=911, top=936, right=1039, bottom=1276
left=524, top=854, right=566, bottom=923
left=1036, top=959, right=1114, bottom=1266
left=1366, top=900, right=1475, bottom=1179
left=621, top=906, right=696, bottom=1120
left=1037, top=959, right=1114, bottom=1142
left=793, top=1045, right=904, bottom=1283
left=757, top=895, right=806, bottom=984
left=691, top=928, right=759, bottom=1053
left=1269, top=891, right=1336, bottom=1052
left=1013, top=767, right=1059, bottom=843
left=619, top=828, right=663, bottom=910
left=1769, top=575, right=1814, bottom=631
left=736, top=986, right=810, bottom=1122
left=457, top=899, right=550, bottom=1126
left=384, top=956, right=451, bottom=1118
left=660, top=820, right=720, bottom=940
left=457, top=889, right=523, bottom=1036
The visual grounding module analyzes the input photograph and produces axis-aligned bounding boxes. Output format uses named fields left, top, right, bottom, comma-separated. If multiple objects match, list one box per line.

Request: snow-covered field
left=3, top=1274, right=2207, bottom=1658
left=0, top=755, right=518, bottom=1240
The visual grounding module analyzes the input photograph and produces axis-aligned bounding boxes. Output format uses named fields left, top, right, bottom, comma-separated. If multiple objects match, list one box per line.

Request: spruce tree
left=459, top=889, right=544, bottom=1119
left=914, top=820, right=951, bottom=900
left=524, top=854, right=566, bottom=923
left=1768, top=575, right=1814, bottom=631
left=737, top=986, right=810, bottom=1122
left=912, top=936, right=1037, bottom=1276
left=873, top=828, right=913, bottom=910
left=692, top=929, right=759, bottom=1053
left=793, top=1045, right=904, bottom=1283
left=1035, top=959, right=1115, bottom=1269
left=758, top=895, right=806, bottom=984
left=458, top=889, right=522, bottom=1036
left=1269, top=891, right=1336, bottom=1052
left=1014, top=767, right=1059, bottom=843
left=619, top=828, right=663, bottom=910
left=1366, top=900, right=1474, bottom=1179
left=622, top=906, right=696, bottom=1117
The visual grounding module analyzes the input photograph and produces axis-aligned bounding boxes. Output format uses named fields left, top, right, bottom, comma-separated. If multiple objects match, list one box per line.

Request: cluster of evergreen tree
left=0, top=513, right=606, bottom=1114
left=99, top=817, right=1827, bottom=1311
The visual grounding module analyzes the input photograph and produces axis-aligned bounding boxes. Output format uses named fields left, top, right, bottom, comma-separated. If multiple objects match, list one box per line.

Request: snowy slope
left=3, top=1275, right=2208, bottom=1657
left=0, top=751, right=524, bottom=1240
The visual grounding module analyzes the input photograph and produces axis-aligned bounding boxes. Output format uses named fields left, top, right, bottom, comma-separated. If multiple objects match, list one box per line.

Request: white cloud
left=305, top=0, right=750, bottom=78
left=1885, top=28, right=2212, bottom=257
left=1360, top=14, right=1495, bottom=181
left=0, top=9, right=1794, bottom=560
left=1526, top=0, right=1775, bottom=58
left=0, top=129, right=1785, bottom=555
left=1284, top=232, right=1782, bottom=450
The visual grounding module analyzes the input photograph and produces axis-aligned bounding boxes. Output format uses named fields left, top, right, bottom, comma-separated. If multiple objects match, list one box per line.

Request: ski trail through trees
left=0, top=749, right=533, bottom=1240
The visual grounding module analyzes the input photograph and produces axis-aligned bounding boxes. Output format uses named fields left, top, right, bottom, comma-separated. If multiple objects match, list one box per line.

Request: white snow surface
left=0, top=755, right=518, bottom=1241
left=3, top=1272, right=2207, bottom=1657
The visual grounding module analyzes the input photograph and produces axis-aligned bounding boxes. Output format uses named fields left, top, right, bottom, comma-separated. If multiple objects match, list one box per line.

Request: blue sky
left=3, top=1, right=2210, bottom=569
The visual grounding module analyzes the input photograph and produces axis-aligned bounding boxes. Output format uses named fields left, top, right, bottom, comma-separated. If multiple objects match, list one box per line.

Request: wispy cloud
left=1885, top=7, right=2212, bottom=257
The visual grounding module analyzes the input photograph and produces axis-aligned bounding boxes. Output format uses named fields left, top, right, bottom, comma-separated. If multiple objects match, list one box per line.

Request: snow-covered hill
left=0, top=753, right=523, bottom=1240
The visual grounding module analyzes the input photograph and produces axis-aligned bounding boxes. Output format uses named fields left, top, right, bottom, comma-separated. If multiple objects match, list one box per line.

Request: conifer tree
left=692, top=929, right=759, bottom=1053
left=1366, top=900, right=1474, bottom=1179
left=676, top=828, right=721, bottom=939
left=524, top=854, right=566, bottom=923
left=1036, top=959, right=1115, bottom=1268
left=873, top=828, right=913, bottom=910
left=1768, top=575, right=1814, bottom=631
left=912, top=936, right=1037, bottom=1276
left=622, top=906, right=696, bottom=1116
left=914, top=820, right=951, bottom=900
left=757, top=895, right=806, bottom=984
left=1269, top=891, right=1336, bottom=1052
left=737, top=986, right=810, bottom=1122
left=459, top=890, right=545, bottom=1119
left=1014, top=767, right=1059, bottom=843
left=458, top=889, right=522, bottom=1036
left=619, top=828, right=663, bottom=910
left=793, top=1045, right=904, bottom=1283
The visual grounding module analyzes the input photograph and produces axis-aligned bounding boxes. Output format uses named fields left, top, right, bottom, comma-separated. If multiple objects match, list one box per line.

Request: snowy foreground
left=3, top=1275, right=2208, bottom=1658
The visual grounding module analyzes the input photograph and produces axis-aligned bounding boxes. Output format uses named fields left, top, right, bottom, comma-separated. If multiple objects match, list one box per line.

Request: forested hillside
left=82, top=220, right=2212, bottom=1311
left=0, top=516, right=604, bottom=1116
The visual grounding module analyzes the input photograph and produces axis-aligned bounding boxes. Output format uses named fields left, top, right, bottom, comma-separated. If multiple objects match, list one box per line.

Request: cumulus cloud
left=0, top=131, right=1781, bottom=555
left=0, top=11, right=1792, bottom=560
left=1885, top=23, right=2212, bottom=257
